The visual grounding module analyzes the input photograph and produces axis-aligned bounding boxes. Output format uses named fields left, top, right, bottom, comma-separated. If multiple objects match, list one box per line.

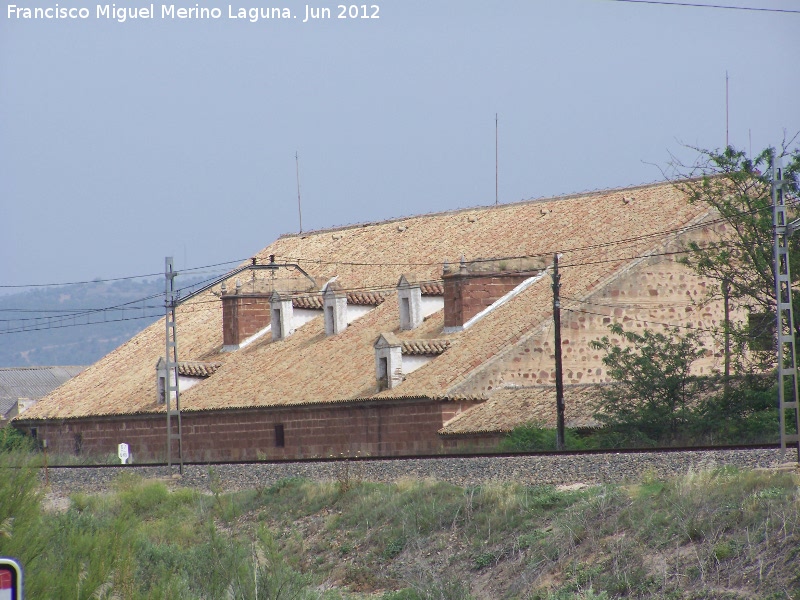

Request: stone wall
left=453, top=240, right=735, bottom=397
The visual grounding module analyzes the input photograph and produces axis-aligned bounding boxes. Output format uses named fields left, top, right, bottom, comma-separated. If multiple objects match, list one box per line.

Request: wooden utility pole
left=722, top=278, right=731, bottom=393
left=552, top=254, right=565, bottom=450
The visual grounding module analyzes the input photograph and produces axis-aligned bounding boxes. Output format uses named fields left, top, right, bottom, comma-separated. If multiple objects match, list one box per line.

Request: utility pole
left=164, top=257, right=184, bottom=475
left=722, top=278, right=731, bottom=394
left=771, top=157, right=800, bottom=462
left=552, top=254, right=565, bottom=451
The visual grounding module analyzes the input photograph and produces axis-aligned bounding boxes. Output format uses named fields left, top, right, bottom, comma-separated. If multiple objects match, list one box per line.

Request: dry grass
left=2, top=454, right=798, bottom=599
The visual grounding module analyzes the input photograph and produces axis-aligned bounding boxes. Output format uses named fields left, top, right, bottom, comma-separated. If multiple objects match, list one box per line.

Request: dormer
left=156, top=358, right=221, bottom=403
left=397, top=274, right=423, bottom=330
left=271, top=291, right=294, bottom=341
left=323, top=282, right=347, bottom=336
left=374, top=333, right=403, bottom=391
left=155, top=357, right=173, bottom=404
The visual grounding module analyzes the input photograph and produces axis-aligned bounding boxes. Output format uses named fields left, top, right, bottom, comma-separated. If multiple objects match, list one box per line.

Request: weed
left=383, top=536, right=405, bottom=559
left=472, top=550, right=496, bottom=570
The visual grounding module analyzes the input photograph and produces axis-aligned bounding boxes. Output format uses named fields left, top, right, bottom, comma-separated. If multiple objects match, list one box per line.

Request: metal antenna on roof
left=495, top=113, right=499, bottom=207
left=296, top=151, right=303, bottom=233
left=725, top=71, right=729, bottom=148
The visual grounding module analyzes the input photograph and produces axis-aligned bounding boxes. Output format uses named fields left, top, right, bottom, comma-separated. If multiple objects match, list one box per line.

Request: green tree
left=668, top=142, right=800, bottom=369
left=590, top=324, right=712, bottom=446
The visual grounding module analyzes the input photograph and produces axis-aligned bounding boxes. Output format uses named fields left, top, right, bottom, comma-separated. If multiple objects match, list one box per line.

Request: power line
left=0, top=196, right=785, bottom=335
left=0, top=313, right=162, bottom=335
left=0, top=238, right=755, bottom=334
left=277, top=203, right=774, bottom=269
left=563, top=307, right=720, bottom=333
left=602, top=0, right=800, bottom=14
left=0, top=258, right=248, bottom=289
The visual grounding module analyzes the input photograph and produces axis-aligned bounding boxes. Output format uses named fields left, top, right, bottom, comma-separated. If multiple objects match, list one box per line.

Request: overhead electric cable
left=603, top=0, right=800, bottom=14
left=0, top=258, right=248, bottom=289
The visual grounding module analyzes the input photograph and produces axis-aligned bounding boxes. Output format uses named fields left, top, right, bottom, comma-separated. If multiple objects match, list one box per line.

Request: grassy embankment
left=1, top=451, right=798, bottom=599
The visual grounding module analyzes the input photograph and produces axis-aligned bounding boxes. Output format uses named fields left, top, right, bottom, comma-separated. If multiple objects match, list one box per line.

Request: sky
left=2, top=0, right=799, bottom=290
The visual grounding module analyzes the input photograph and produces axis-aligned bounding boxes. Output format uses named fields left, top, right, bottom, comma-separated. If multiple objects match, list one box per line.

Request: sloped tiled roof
left=290, top=291, right=387, bottom=310
left=19, top=181, right=710, bottom=421
left=420, top=281, right=444, bottom=295
left=177, top=362, right=222, bottom=378
left=439, top=385, right=607, bottom=434
left=401, top=340, right=451, bottom=356
left=346, top=291, right=387, bottom=305
left=0, top=366, right=85, bottom=417
left=292, top=296, right=323, bottom=309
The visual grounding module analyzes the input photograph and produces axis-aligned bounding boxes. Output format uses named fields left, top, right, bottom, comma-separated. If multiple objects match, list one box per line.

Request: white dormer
left=271, top=291, right=294, bottom=341
left=397, top=275, right=423, bottom=330
left=323, top=283, right=348, bottom=336
left=374, top=333, right=403, bottom=390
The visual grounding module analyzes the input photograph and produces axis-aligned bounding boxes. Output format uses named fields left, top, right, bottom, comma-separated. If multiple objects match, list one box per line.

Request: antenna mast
left=495, top=113, right=498, bottom=207
left=296, top=151, right=303, bottom=233
left=725, top=71, right=729, bottom=147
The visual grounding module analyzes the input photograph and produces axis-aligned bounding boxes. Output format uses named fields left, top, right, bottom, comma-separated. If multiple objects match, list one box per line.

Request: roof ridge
left=274, top=178, right=691, bottom=240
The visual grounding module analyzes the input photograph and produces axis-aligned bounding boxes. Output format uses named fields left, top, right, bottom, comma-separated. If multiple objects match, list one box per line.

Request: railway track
left=36, top=444, right=794, bottom=497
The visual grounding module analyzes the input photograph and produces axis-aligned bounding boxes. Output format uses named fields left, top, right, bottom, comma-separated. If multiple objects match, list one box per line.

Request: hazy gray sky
left=2, top=0, right=799, bottom=289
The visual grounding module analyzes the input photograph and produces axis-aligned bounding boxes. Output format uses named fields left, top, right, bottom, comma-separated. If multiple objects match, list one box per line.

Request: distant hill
left=0, top=276, right=210, bottom=367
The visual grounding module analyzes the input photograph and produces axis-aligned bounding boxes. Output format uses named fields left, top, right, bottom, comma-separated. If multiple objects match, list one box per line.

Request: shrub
left=499, top=424, right=592, bottom=452
left=0, top=427, right=35, bottom=453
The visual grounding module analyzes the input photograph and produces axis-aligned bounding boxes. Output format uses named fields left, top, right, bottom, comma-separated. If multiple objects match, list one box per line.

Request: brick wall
left=222, top=294, right=271, bottom=346
left=16, top=399, right=479, bottom=462
left=443, top=271, right=535, bottom=328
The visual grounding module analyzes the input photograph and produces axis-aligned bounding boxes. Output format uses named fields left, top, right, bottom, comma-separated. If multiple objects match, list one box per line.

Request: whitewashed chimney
left=397, top=274, right=423, bottom=330
left=270, top=291, right=294, bottom=341
left=155, top=357, right=175, bottom=404
left=374, top=333, right=403, bottom=390
left=323, top=283, right=348, bottom=336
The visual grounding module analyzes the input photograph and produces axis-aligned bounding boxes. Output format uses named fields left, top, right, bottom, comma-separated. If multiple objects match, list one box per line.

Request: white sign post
left=118, top=443, right=129, bottom=465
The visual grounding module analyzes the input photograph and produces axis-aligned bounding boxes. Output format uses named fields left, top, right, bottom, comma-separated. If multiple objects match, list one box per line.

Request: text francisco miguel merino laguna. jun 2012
left=7, top=3, right=382, bottom=23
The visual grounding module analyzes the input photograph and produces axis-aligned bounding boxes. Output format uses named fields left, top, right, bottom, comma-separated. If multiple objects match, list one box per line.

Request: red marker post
left=0, top=558, right=22, bottom=600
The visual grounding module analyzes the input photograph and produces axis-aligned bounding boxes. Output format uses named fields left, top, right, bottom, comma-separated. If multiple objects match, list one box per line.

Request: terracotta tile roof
left=177, top=362, right=222, bottom=378
left=439, top=385, right=606, bottom=434
left=401, top=340, right=451, bottom=356
left=291, top=291, right=386, bottom=309
left=346, top=291, right=387, bottom=305
left=292, top=296, right=323, bottom=309
left=420, top=281, right=444, bottom=295
left=19, top=181, right=711, bottom=421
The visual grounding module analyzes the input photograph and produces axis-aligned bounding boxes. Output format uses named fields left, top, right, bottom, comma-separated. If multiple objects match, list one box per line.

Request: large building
left=0, top=366, right=85, bottom=422
left=14, top=181, right=727, bottom=461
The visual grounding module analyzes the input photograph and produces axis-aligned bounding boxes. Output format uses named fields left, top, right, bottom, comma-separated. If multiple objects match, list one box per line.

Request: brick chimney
left=442, top=257, right=544, bottom=329
left=221, top=280, right=271, bottom=351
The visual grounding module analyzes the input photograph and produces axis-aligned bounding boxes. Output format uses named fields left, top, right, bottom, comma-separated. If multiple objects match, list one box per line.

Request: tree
left=590, top=324, right=712, bottom=446
left=667, top=141, right=800, bottom=370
